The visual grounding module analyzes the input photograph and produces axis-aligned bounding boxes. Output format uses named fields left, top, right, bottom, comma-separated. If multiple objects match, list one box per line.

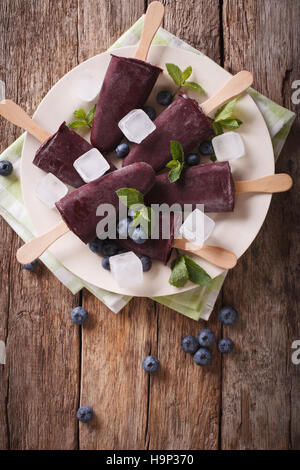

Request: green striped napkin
left=0, top=16, right=295, bottom=320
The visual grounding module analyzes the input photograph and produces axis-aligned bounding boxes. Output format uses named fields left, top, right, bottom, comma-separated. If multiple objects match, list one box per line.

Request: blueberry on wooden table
left=142, top=356, right=160, bottom=374
left=71, top=306, right=88, bottom=325
left=77, top=406, right=93, bottom=423
left=181, top=335, right=199, bottom=354
left=193, top=348, right=212, bottom=366
left=22, top=260, right=39, bottom=271
left=198, top=328, right=216, bottom=348
left=218, top=306, right=238, bottom=325
left=218, top=338, right=234, bottom=354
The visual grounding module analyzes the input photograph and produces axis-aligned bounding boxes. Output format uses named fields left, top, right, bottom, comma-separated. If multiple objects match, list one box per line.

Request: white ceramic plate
left=21, top=45, right=274, bottom=297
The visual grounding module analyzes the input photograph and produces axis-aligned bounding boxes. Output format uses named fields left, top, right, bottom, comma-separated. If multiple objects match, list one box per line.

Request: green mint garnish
left=169, top=253, right=212, bottom=288
left=166, top=63, right=205, bottom=95
left=116, top=188, right=144, bottom=208
left=213, top=96, right=243, bottom=132
left=166, top=140, right=185, bottom=183
left=68, top=104, right=96, bottom=129
left=116, top=188, right=153, bottom=236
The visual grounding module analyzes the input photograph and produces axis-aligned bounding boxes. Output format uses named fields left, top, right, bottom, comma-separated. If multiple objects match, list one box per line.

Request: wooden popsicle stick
left=0, top=99, right=51, bottom=143
left=173, top=238, right=237, bottom=270
left=134, top=1, right=165, bottom=61
left=235, top=173, right=293, bottom=194
left=16, top=220, right=70, bottom=264
left=201, top=71, right=253, bottom=116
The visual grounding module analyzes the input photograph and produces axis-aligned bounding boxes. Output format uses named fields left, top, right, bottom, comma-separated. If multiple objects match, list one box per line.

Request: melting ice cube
left=73, top=148, right=110, bottom=183
left=179, top=208, right=215, bottom=247
left=212, top=131, right=245, bottom=162
left=118, top=109, right=156, bottom=144
left=73, top=72, right=101, bottom=102
left=109, top=251, right=143, bottom=288
left=35, top=173, right=68, bottom=209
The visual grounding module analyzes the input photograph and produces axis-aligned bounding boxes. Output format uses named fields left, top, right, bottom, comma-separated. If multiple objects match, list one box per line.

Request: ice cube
left=73, top=72, right=101, bottom=102
left=73, top=148, right=110, bottom=183
left=118, top=109, right=156, bottom=144
left=109, top=251, right=143, bottom=288
left=179, top=208, right=215, bottom=247
left=212, top=131, right=245, bottom=161
left=35, top=173, right=68, bottom=209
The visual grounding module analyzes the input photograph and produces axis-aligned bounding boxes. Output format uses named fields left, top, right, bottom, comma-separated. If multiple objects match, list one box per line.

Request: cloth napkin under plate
left=0, top=16, right=295, bottom=320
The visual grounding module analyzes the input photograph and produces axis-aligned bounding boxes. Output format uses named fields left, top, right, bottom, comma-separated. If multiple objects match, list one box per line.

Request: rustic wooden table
left=0, top=0, right=299, bottom=450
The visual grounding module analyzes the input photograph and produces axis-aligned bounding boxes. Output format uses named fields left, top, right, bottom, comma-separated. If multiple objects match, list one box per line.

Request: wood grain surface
left=0, top=0, right=299, bottom=450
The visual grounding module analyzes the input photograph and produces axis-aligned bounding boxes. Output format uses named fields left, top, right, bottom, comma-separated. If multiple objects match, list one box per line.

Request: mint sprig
left=116, top=188, right=153, bottom=236
left=213, top=97, right=243, bottom=132
left=166, top=63, right=205, bottom=95
left=169, top=253, right=212, bottom=288
left=68, top=104, right=96, bottom=129
left=166, top=140, right=185, bottom=183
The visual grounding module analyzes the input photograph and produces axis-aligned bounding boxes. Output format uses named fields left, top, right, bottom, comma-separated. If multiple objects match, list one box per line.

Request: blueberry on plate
left=117, top=217, right=131, bottom=238
left=22, top=260, right=39, bottom=271
left=77, top=406, right=93, bottom=423
left=218, top=306, right=238, bottom=326
left=128, top=224, right=148, bottom=244
left=181, top=335, right=199, bottom=354
left=199, top=140, right=214, bottom=156
left=139, top=255, right=152, bottom=272
left=143, top=105, right=156, bottom=121
left=198, top=328, right=216, bottom=348
left=142, top=355, right=160, bottom=374
left=0, top=160, right=13, bottom=176
left=193, top=348, right=212, bottom=366
left=218, top=338, right=234, bottom=354
left=71, top=306, right=88, bottom=325
left=88, top=237, right=104, bottom=254
left=156, top=90, right=173, bottom=106
left=186, top=153, right=200, bottom=167
left=102, top=240, right=119, bottom=256
left=115, top=142, right=130, bottom=159
left=101, top=256, right=111, bottom=270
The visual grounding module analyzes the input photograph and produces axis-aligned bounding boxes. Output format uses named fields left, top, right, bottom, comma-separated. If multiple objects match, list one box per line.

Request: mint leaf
left=169, top=255, right=189, bottom=287
left=217, top=118, right=243, bottom=130
left=68, top=120, right=87, bottom=129
left=166, top=160, right=179, bottom=169
left=214, top=96, right=241, bottom=122
left=182, top=66, right=192, bottom=81
left=69, top=105, right=96, bottom=129
left=212, top=121, right=224, bottom=136
left=166, top=141, right=185, bottom=183
left=210, top=152, right=217, bottom=162
left=166, top=63, right=183, bottom=86
left=183, top=81, right=205, bottom=94
left=86, top=104, right=96, bottom=127
left=170, top=140, right=184, bottom=163
left=168, top=162, right=183, bottom=183
left=73, top=109, right=87, bottom=120
left=116, top=188, right=144, bottom=208
left=183, top=255, right=212, bottom=286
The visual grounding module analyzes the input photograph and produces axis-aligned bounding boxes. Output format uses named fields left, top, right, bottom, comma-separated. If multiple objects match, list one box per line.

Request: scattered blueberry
left=128, top=224, right=147, bottom=244
left=218, top=338, right=234, bottom=354
left=102, top=240, right=118, bottom=256
left=139, top=255, right=152, bottom=272
left=186, top=153, right=200, bottom=166
left=198, top=328, right=216, bottom=348
left=88, top=237, right=104, bottom=254
left=115, top=142, right=130, bottom=159
left=76, top=406, right=93, bottom=423
left=128, top=204, right=143, bottom=219
left=199, top=140, right=214, bottom=155
left=117, top=217, right=131, bottom=238
left=101, top=256, right=111, bottom=270
left=71, top=306, right=88, bottom=325
left=156, top=90, right=173, bottom=106
left=142, top=355, right=160, bottom=374
left=0, top=160, right=13, bottom=176
left=181, top=335, right=199, bottom=354
left=22, top=260, right=38, bottom=271
left=193, top=348, right=212, bottom=366
left=143, top=105, right=156, bottom=121
left=218, top=306, right=238, bottom=326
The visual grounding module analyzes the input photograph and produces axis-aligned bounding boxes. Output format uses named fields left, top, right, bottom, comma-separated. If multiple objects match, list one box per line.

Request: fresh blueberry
left=76, top=406, right=93, bottom=423
left=198, top=328, right=216, bottom=348
left=156, top=90, right=173, bottom=106
left=115, top=142, right=130, bottom=158
left=142, top=355, right=160, bottom=374
left=199, top=140, right=214, bottom=156
left=186, top=153, right=200, bottom=166
left=143, top=105, right=156, bottom=121
left=218, top=306, right=238, bottom=326
left=101, top=256, right=111, bottom=270
left=181, top=335, right=199, bottom=354
left=88, top=237, right=104, bottom=254
left=0, top=160, right=13, bottom=176
left=193, top=348, right=212, bottom=366
left=140, top=255, right=152, bottom=272
left=218, top=338, right=234, bottom=354
left=128, top=203, right=144, bottom=219
left=71, top=306, right=88, bottom=325
left=102, top=240, right=118, bottom=256
left=117, top=217, right=131, bottom=238
left=22, top=260, right=38, bottom=271
left=128, top=224, right=147, bottom=244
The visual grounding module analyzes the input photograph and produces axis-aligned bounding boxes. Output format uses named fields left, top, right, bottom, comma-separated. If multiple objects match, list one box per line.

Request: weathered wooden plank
left=0, top=0, right=80, bottom=449
left=221, top=0, right=300, bottom=449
